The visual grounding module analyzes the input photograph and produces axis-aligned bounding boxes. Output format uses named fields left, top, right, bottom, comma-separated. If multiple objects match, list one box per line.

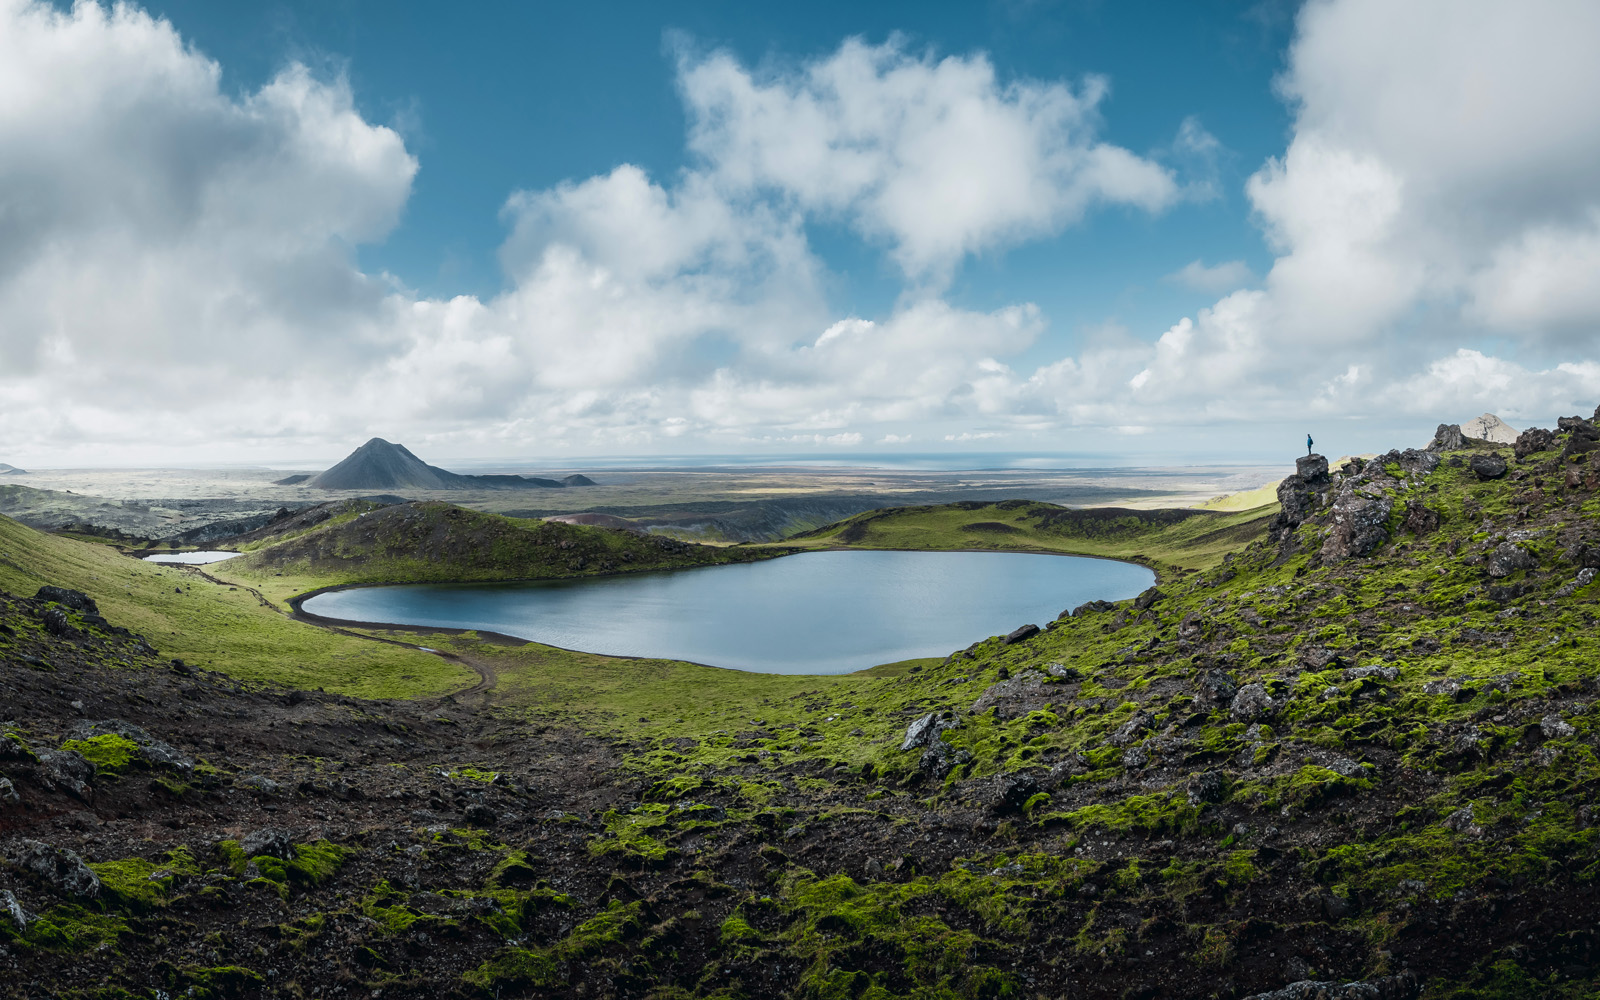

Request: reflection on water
left=302, top=550, right=1153, bottom=675
left=141, top=551, right=240, bottom=565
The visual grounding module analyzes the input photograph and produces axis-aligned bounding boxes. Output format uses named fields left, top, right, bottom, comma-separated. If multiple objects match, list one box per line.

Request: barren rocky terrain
left=0, top=409, right=1597, bottom=998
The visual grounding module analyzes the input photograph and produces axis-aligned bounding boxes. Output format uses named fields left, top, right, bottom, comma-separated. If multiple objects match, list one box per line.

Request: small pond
left=300, top=550, right=1153, bottom=675
left=141, top=551, right=240, bottom=565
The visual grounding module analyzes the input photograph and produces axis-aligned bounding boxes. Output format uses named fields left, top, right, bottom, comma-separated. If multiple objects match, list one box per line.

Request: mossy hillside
left=0, top=513, right=473, bottom=698
left=222, top=501, right=789, bottom=605
left=782, top=499, right=1276, bottom=576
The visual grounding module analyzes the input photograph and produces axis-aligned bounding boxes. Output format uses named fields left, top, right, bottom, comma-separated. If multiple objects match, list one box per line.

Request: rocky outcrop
left=34, top=748, right=94, bottom=801
left=1514, top=427, right=1556, bottom=459
left=1401, top=501, right=1440, bottom=535
left=1296, top=454, right=1330, bottom=483
left=1320, top=485, right=1394, bottom=561
left=969, top=670, right=1053, bottom=720
left=1429, top=423, right=1467, bottom=451
left=1230, top=682, right=1277, bottom=722
left=1242, top=973, right=1418, bottom=1000
left=1487, top=542, right=1537, bottom=578
left=66, top=719, right=194, bottom=773
left=5, top=840, right=101, bottom=900
left=1002, top=624, right=1039, bottom=645
left=1193, top=669, right=1238, bottom=710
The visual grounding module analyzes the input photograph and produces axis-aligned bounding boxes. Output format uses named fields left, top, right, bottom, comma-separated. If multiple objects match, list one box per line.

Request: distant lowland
left=274, top=437, right=596, bottom=490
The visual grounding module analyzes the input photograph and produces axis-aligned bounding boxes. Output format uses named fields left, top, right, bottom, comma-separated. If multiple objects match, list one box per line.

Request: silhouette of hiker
left=1306, top=433, right=1314, bottom=455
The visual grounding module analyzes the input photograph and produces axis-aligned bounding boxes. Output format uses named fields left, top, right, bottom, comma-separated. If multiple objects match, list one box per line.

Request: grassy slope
left=1197, top=483, right=1278, bottom=511
left=777, top=499, right=1276, bottom=577
left=0, top=514, right=472, bottom=698
left=222, top=501, right=787, bottom=605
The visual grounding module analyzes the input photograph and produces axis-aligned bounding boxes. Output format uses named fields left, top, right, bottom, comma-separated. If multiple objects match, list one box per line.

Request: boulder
left=1186, top=770, right=1227, bottom=806
left=35, top=586, right=99, bottom=614
left=919, top=740, right=971, bottom=780
left=902, top=713, right=956, bottom=752
left=1069, top=599, right=1116, bottom=618
left=1003, top=624, right=1040, bottom=645
left=0, top=889, right=30, bottom=931
left=1342, top=665, right=1399, bottom=682
left=992, top=773, right=1042, bottom=814
left=1401, top=501, right=1441, bottom=536
left=240, top=828, right=296, bottom=860
left=1374, top=448, right=1441, bottom=478
left=35, top=747, right=94, bottom=801
left=1470, top=453, right=1508, bottom=480
left=40, top=606, right=77, bottom=638
left=1132, top=587, right=1165, bottom=610
left=970, top=670, right=1052, bottom=720
left=1299, top=646, right=1342, bottom=671
left=1230, top=683, right=1277, bottom=722
left=1429, top=424, right=1467, bottom=451
left=5, top=839, right=100, bottom=899
left=1193, top=669, right=1239, bottom=709
left=1275, top=474, right=1320, bottom=529
left=1557, top=415, right=1596, bottom=435
left=1320, top=487, right=1394, bottom=561
left=1541, top=714, right=1576, bottom=740
left=1107, top=711, right=1154, bottom=746
left=0, top=776, right=18, bottom=805
left=1487, top=542, right=1537, bottom=578
left=462, top=804, right=499, bottom=827
left=1514, top=427, right=1556, bottom=459
left=66, top=719, right=193, bottom=773
left=1296, top=454, right=1330, bottom=483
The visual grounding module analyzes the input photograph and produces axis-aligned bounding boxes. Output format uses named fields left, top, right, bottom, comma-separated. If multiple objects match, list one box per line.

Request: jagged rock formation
left=1460, top=412, right=1518, bottom=443
left=306, top=438, right=593, bottom=491
left=1428, top=423, right=1466, bottom=451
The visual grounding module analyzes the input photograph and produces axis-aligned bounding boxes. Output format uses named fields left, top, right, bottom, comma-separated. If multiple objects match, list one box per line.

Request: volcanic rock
left=1321, top=486, right=1394, bottom=561
left=1469, top=453, right=1508, bottom=480
left=1230, top=683, right=1277, bottom=722
left=1487, top=542, right=1537, bottom=578
left=1429, top=423, right=1466, bottom=451
left=6, top=839, right=100, bottom=899
left=1514, top=427, right=1556, bottom=459
left=1295, top=454, right=1330, bottom=483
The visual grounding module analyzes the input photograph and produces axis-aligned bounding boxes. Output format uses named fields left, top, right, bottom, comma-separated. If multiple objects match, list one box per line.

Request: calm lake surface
left=141, top=551, right=239, bottom=564
left=301, top=550, right=1153, bottom=675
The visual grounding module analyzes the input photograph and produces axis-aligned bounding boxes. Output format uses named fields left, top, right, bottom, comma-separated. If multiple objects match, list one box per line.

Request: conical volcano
left=305, top=439, right=590, bottom=491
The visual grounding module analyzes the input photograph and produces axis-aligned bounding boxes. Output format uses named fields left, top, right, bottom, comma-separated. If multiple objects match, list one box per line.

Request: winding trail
left=176, top=563, right=500, bottom=704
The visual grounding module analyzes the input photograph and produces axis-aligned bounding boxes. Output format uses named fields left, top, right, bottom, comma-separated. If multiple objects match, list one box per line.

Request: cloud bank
left=0, top=0, right=1595, bottom=464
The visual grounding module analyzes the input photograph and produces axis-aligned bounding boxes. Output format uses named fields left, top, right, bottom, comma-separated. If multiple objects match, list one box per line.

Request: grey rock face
left=1514, top=427, right=1556, bottom=459
left=0, top=776, right=18, bottom=804
left=1487, top=542, right=1538, bottom=578
left=1107, top=711, right=1154, bottom=746
left=902, top=713, right=953, bottom=752
left=992, top=773, right=1041, bottom=814
left=1241, top=972, right=1418, bottom=1000
left=0, top=889, right=30, bottom=930
left=240, top=827, right=296, bottom=860
left=6, top=839, right=101, bottom=899
left=66, top=719, right=193, bottom=773
left=1422, top=678, right=1462, bottom=697
left=1230, top=683, right=1277, bottom=722
left=1320, top=487, right=1394, bottom=561
left=1541, top=714, right=1577, bottom=739
left=1401, top=501, right=1441, bottom=536
left=919, top=740, right=972, bottom=780
left=1275, top=475, right=1320, bottom=529
left=1470, top=453, right=1508, bottom=480
left=970, top=669, right=1052, bottom=720
left=1193, top=669, right=1239, bottom=710
left=35, top=747, right=94, bottom=801
left=1555, top=567, right=1597, bottom=597
left=1186, top=770, right=1226, bottom=805
left=1299, top=646, right=1342, bottom=671
left=1429, top=424, right=1466, bottom=451
left=1342, top=665, right=1399, bottom=682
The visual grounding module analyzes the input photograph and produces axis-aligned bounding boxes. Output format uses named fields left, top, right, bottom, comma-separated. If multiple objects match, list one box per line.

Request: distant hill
left=0, top=464, right=26, bottom=475
left=305, top=438, right=593, bottom=491
left=1461, top=412, right=1518, bottom=444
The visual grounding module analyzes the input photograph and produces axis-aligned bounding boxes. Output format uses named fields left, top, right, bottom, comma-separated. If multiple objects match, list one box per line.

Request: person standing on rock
left=1307, top=433, right=1314, bottom=456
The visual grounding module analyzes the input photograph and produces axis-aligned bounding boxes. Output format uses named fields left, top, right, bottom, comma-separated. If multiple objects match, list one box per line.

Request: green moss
left=89, top=846, right=199, bottom=910
left=59, top=734, right=140, bottom=776
left=8, top=904, right=128, bottom=953
left=1042, top=793, right=1201, bottom=836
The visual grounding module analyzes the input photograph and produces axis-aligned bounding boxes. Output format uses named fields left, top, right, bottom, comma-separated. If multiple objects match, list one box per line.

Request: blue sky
left=140, top=0, right=1291, bottom=334
left=0, top=0, right=1595, bottom=466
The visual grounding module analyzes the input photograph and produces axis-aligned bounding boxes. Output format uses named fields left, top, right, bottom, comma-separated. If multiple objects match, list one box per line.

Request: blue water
left=301, top=550, right=1153, bottom=674
left=141, top=551, right=239, bottom=564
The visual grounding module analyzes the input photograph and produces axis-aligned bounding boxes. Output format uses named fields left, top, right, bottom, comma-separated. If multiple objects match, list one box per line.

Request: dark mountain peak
left=307, top=439, right=592, bottom=492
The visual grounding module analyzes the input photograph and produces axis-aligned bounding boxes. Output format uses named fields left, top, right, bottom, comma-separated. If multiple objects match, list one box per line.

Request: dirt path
left=177, top=562, right=499, bottom=704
